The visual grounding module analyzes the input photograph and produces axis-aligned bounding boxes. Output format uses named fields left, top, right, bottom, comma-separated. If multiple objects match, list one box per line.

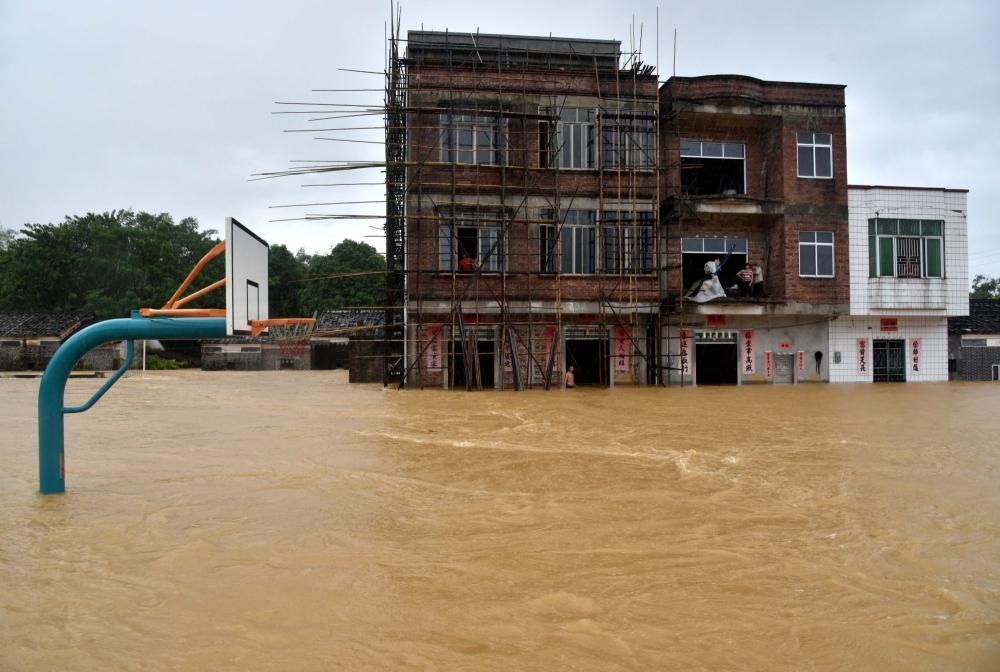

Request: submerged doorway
left=873, top=339, right=906, bottom=382
left=450, top=338, right=496, bottom=389
left=565, top=338, right=609, bottom=386
left=695, top=331, right=738, bottom=385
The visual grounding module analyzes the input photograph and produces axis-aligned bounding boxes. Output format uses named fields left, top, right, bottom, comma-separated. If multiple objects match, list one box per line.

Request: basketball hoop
left=253, top=318, right=317, bottom=361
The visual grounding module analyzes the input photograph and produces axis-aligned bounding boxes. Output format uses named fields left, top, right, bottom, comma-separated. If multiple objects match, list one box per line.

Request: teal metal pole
left=38, top=316, right=226, bottom=494
left=64, top=339, right=135, bottom=414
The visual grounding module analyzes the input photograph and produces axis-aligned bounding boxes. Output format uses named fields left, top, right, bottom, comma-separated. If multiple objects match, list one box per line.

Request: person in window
left=736, top=263, right=755, bottom=297
left=752, top=263, right=765, bottom=298
left=564, top=365, right=575, bottom=388
left=458, top=254, right=475, bottom=273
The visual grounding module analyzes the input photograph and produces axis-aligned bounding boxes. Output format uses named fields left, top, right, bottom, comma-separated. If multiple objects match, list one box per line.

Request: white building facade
left=829, top=185, right=968, bottom=383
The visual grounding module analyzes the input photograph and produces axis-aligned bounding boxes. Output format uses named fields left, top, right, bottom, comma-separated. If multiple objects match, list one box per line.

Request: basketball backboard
left=225, top=217, right=269, bottom=336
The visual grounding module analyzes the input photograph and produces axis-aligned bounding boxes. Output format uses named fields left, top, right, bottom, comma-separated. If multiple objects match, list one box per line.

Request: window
left=799, top=231, right=835, bottom=277
left=539, top=214, right=558, bottom=272
left=867, top=219, right=944, bottom=278
left=539, top=210, right=595, bottom=273
left=540, top=108, right=595, bottom=169
left=601, top=109, right=655, bottom=169
left=679, top=140, right=745, bottom=195
left=602, top=211, right=654, bottom=273
left=439, top=211, right=505, bottom=272
left=796, top=132, right=832, bottom=178
left=440, top=113, right=504, bottom=165
left=680, top=237, right=748, bottom=290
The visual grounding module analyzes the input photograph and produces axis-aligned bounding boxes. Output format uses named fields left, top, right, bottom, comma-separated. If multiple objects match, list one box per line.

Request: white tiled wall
left=848, top=187, right=968, bottom=316
left=829, top=317, right=949, bottom=383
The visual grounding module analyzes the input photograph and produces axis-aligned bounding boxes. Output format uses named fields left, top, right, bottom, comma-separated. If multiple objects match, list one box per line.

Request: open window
left=601, top=108, right=655, bottom=169
left=439, top=211, right=506, bottom=272
left=681, top=237, right=747, bottom=291
left=679, top=140, right=746, bottom=196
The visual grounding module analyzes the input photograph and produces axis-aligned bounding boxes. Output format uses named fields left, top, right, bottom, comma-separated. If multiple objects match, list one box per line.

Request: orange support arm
left=163, top=241, right=226, bottom=309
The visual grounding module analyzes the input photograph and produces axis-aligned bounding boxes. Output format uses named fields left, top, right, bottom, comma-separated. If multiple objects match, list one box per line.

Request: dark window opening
left=450, top=338, right=496, bottom=389
left=681, top=158, right=746, bottom=195
left=682, top=252, right=746, bottom=294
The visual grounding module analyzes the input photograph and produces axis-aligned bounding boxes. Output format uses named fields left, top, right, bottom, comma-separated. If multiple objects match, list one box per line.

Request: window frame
left=440, top=112, right=506, bottom=166
left=540, top=107, right=596, bottom=170
left=601, top=108, right=655, bottom=171
left=867, top=219, right=945, bottom=279
left=796, top=132, right=833, bottom=179
left=798, top=231, right=835, bottom=278
left=678, top=139, right=747, bottom=196
left=438, top=211, right=506, bottom=273
left=601, top=210, right=655, bottom=274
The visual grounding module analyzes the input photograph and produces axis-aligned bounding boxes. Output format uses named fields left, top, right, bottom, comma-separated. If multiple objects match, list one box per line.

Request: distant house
left=0, top=312, right=101, bottom=371
left=948, top=299, right=1000, bottom=381
left=200, top=309, right=384, bottom=377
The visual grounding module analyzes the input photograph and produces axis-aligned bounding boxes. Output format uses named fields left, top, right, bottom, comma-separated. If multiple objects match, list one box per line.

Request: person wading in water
left=564, top=365, right=575, bottom=388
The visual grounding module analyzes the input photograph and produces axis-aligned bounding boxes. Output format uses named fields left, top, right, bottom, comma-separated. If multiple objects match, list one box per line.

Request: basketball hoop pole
left=38, top=314, right=226, bottom=494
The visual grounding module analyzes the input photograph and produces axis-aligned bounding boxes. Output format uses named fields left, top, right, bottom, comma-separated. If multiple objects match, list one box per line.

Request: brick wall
left=957, top=346, right=1000, bottom=381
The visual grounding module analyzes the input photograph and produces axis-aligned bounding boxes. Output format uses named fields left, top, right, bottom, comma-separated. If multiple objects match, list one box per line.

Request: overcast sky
left=1, top=0, right=997, bottom=278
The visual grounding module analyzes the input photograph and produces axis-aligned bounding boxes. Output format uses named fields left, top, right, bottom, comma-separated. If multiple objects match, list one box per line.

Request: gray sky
left=2, top=0, right=997, bottom=278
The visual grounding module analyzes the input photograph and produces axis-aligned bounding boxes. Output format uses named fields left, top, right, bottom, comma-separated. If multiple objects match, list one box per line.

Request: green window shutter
left=868, top=234, right=877, bottom=277
left=925, top=238, right=943, bottom=277
left=878, top=237, right=895, bottom=276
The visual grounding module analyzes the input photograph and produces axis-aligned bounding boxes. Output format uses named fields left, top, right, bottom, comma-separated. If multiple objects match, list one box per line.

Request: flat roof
left=406, top=30, right=621, bottom=59
left=849, top=184, right=969, bottom=194
left=666, top=74, right=845, bottom=90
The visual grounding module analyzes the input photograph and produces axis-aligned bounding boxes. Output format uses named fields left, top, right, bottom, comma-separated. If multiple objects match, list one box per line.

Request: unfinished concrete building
left=396, top=32, right=660, bottom=389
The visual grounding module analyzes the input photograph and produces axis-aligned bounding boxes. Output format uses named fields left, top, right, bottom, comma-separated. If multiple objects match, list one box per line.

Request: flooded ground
left=1, top=371, right=999, bottom=671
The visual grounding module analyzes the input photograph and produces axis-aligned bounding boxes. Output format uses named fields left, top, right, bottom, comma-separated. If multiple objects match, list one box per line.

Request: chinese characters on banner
left=797, top=350, right=806, bottom=373
left=740, top=329, right=756, bottom=374
left=614, top=326, right=630, bottom=371
left=679, top=329, right=692, bottom=376
left=544, top=326, right=557, bottom=373
left=425, top=325, right=443, bottom=370
left=503, top=334, right=513, bottom=373
left=764, top=350, right=773, bottom=379
left=910, top=337, right=921, bottom=373
left=856, top=338, right=868, bottom=374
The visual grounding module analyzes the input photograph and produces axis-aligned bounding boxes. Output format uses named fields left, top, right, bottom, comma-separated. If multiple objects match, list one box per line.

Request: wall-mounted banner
left=503, top=331, right=513, bottom=373
left=679, top=329, right=692, bottom=376
left=857, top=338, right=869, bottom=374
left=778, top=340, right=793, bottom=350
left=797, top=350, right=806, bottom=373
left=740, top=329, right=756, bottom=374
left=425, top=325, right=443, bottom=370
left=764, top=350, right=773, bottom=379
left=910, top=337, right=921, bottom=373
left=614, top=326, right=630, bottom=371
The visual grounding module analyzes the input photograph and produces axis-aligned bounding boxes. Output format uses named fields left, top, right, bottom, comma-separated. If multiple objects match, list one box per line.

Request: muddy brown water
left=1, top=371, right=998, bottom=671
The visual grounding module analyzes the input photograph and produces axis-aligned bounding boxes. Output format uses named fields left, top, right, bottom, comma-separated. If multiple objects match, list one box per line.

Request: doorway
left=873, top=339, right=906, bottom=382
left=565, top=338, right=609, bottom=386
left=695, top=342, right=738, bottom=385
left=773, top=353, right=795, bottom=384
left=450, top=338, right=496, bottom=389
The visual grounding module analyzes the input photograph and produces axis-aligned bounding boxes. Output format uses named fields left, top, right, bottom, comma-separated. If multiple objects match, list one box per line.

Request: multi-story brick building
left=400, top=31, right=660, bottom=389
left=659, top=75, right=850, bottom=384
left=391, top=30, right=968, bottom=388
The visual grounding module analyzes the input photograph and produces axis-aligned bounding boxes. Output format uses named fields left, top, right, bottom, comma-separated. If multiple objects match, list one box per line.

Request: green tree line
left=0, top=210, right=384, bottom=318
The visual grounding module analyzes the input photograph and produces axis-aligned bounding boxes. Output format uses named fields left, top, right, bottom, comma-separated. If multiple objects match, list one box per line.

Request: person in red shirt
left=458, top=254, right=475, bottom=272
left=736, top=263, right=754, bottom=297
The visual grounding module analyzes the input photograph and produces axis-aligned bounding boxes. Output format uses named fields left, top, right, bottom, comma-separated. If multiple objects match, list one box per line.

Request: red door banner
left=856, top=338, right=869, bottom=374
left=614, top=326, right=630, bottom=371
left=503, top=331, right=513, bottom=373
left=910, top=337, right=921, bottom=373
left=425, top=325, right=443, bottom=370
left=679, top=329, right=692, bottom=376
left=764, top=350, right=773, bottom=379
left=740, top=329, right=755, bottom=375
left=797, top=350, right=806, bottom=373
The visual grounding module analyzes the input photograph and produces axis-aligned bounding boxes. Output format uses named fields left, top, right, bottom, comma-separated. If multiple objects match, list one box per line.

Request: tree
left=970, top=274, right=1000, bottom=299
left=298, top=239, right=384, bottom=312
left=0, top=210, right=221, bottom=317
left=268, top=244, right=304, bottom=317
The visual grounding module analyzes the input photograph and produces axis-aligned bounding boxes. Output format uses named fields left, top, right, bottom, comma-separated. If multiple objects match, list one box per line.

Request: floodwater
left=1, top=372, right=999, bottom=671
